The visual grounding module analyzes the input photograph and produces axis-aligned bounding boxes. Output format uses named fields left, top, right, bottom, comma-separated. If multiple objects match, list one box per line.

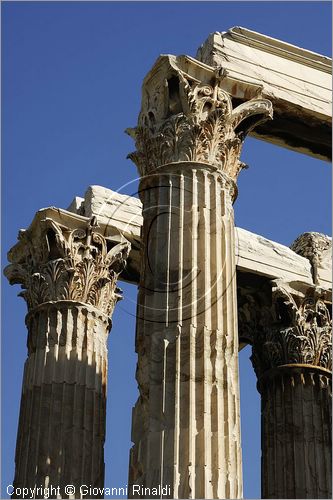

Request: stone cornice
left=196, top=28, right=331, bottom=161
left=217, top=28, right=331, bottom=72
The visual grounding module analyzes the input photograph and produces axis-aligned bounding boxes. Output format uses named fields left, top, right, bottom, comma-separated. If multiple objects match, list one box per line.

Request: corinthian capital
left=251, top=282, right=332, bottom=380
left=5, top=209, right=130, bottom=317
left=127, top=55, right=273, bottom=181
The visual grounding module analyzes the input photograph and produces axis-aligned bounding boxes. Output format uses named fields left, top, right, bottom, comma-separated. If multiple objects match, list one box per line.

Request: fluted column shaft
left=259, top=366, right=331, bottom=499
left=13, top=301, right=109, bottom=498
left=129, top=165, right=242, bottom=498
left=126, top=53, right=272, bottom=498
left=251, top=283, right=332, bottom=499
left=5, top=215, right=130, bottom=498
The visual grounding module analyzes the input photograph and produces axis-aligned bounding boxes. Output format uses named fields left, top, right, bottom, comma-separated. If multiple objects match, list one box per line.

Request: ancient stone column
left=5, top=211, right=130, bottom=498
left=126, top=55, right=273, bottom=498
left=250, top=278, right=332, bottom=499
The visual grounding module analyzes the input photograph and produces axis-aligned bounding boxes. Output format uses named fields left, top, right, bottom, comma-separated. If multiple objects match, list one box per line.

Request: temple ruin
left=5, top=27, right=332, bottom=499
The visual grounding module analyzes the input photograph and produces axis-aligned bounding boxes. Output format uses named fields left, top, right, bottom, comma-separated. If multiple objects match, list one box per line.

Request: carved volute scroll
left=5, top=215, right=131, bottom=318
left=250, top=282, right=332, bottom=380
left=126, top=55, right=273, bottom=192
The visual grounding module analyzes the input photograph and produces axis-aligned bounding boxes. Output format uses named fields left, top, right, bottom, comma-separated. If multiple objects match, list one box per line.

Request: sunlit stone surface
left=5, top=213, right=130, bottom=498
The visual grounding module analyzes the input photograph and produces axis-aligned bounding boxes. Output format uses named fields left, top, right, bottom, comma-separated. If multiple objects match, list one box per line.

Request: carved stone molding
left=5, top=215, right=130, bottom=318
left=127, top=55, right=273, bottom=185
left=251, top=282, right=332, bottom=380
left=291, top=231, right=332, bottom=284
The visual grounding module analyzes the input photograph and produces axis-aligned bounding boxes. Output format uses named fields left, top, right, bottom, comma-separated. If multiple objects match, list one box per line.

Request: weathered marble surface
left=235, top=227, right=313, bottom=284
left=68, top=186, right=142, bottom=283
left=5, top=213, right=130, bottom=498
left=260, top=368, right=331, bottom=499
left=247, top=281, right=332, bottom=499
left=123, top=51, right=269, bottom=498
left=5, top=27, right=332, bottom=500
left=291, top=231, right=332, bottom=288
left=67, top=185, right=331, bottom=289
left=197, top=27, right=332, bottom=161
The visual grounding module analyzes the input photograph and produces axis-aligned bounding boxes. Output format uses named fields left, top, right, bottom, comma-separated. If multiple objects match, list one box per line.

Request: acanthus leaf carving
left=127, top=62, right=273, bottom=185
left=4, top=217, right=131, bottom=318
left=250, top=284, right=332, bottom=379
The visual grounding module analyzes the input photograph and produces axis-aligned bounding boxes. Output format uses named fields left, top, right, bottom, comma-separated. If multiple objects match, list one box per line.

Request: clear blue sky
left=2, top=1, right=331, bottom=498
